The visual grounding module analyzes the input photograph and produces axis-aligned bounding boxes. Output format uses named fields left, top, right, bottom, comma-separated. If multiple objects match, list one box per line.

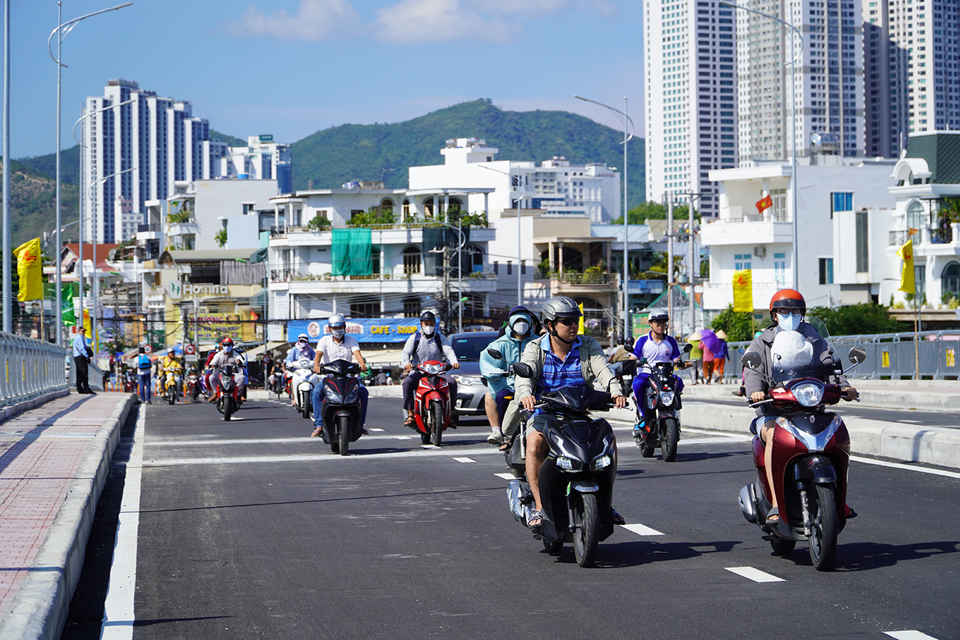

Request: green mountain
left=293, top=99, right=646, bottom=205
left=0, top=159, right=80, bottom=252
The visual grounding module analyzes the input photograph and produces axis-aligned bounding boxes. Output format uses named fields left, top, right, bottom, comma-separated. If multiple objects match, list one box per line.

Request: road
left=63, top=397, right=960, bottom=640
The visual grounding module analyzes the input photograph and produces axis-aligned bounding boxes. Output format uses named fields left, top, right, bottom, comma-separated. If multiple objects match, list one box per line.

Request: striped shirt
left=539, top=334, right=586, bottom=393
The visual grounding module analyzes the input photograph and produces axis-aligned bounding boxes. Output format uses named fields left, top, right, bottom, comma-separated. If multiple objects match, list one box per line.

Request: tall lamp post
left=478, top=164, right=525, bottom=306
left=719, top=1, right=803, bottom=290
left=575, top=95, right=634, bottom=340
left=48, top=1, right=133, bottom=345
left=429, top=218, right=466, bottom=332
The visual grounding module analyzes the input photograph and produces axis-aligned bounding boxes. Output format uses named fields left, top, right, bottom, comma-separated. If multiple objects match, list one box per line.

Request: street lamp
left=48, top=1, right=133, bottom=344
left=479, top=164, right=525, bottom=307
left=575, top=95, right=634, bottom=341
left=719, top=1, right=803, bottom=290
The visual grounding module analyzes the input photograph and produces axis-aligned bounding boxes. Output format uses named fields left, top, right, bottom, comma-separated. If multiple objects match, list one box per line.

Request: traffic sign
left=185, top=344, right=196, bottom=355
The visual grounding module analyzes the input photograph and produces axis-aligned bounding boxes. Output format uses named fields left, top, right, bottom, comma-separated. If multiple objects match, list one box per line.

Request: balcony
left=889, top=223, right=960, bottom=257
left=546, top=271, right=618, bottom=295
left=700, top=218, right=793, bottom=247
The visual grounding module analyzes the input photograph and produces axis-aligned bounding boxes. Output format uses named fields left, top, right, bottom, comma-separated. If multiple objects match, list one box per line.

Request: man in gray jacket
left=401, top=311, right=459, bottom=428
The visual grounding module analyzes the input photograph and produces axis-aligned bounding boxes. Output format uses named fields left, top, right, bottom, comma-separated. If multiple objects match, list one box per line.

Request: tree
left=710, top=304, right=755, bottom=342
left=806, top=303, right=904, bottom=337
left=614, top=201, right=695, bottom=224
left=215, top=229, right=227, bottom=248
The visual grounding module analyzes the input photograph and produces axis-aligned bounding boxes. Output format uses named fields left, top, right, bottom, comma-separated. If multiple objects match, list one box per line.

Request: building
left=643, top=0, right=738, bottom=219
left=80, top=79, right=231, bottom=245
left=700, top=155, right=898, bottom=315
left=737, top=0, right=865, bottom=162
left=221, top=135, right=293, bottom=194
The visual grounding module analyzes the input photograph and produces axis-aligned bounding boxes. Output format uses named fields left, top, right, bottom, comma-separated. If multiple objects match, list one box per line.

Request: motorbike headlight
left=659, top=390, right=675, bottom=407
left=556, top=456, right=581, bottom=471
left=792, top=382, right=824, bottom=407
left=324, top=385, right=340, bottom=403
left=423, top=363, right=445, bottom=375
left=453, top=375, right=482, bottom=386
left=591, top=454, right=613, bottom=470
left=344, top=387, right=360, bottom=404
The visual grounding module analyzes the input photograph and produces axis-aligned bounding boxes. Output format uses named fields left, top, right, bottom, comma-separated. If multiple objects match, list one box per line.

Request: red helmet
left=769, top=289, right=806, bottom=315
left=221, top=337, right=234, bottom=347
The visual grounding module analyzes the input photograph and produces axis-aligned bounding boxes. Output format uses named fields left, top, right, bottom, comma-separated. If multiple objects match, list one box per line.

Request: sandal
left=403, top=415, right=416, bottom=428
left=528, top=509, right=543, bottom=529
left=498, top=437, right=513, bottom=452
left=765, top=507, right=780, bottom=524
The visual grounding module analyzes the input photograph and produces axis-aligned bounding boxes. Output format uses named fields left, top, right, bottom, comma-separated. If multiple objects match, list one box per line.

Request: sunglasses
left=555, top=317, right=578, bottom=327
left=776, top=310, right=800, bottom=318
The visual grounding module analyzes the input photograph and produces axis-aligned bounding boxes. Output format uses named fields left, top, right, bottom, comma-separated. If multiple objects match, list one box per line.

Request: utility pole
left=441, top=245, right=451, bottom=331
left=666, top=193, right=674, bottom=331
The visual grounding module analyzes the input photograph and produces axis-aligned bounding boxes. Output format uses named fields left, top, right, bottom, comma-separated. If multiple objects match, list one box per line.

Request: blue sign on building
left=286, top=318, right=421, bottom=344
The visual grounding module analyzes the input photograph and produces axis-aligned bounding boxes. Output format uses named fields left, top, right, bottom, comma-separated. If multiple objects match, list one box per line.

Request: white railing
left=0, top=332, right=70, bottom=406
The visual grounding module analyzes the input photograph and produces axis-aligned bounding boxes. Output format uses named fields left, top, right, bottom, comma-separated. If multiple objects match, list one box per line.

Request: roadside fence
left=0, top=332, right=70, bottom=406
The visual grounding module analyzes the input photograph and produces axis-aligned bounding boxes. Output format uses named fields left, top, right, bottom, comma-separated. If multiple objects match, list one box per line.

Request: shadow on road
left=544, top=539, right=743, bottom=569
left=832, top=540, right=960, bottom=572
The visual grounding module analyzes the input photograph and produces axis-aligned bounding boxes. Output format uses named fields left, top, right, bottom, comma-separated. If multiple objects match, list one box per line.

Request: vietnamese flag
left=755, top=194, right=773, bottom=214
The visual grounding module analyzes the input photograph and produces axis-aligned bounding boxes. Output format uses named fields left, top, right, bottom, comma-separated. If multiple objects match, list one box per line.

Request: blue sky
left=4, top=0, right=644, bottom=159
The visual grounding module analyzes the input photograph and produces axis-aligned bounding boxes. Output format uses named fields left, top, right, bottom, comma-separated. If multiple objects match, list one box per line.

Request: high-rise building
left=864, top=0, right=960, bottom=158
left=736, top=0, right=865, bottom=163
left=221, top=135, right=293, bottom=194
left=80, top=79, right=228, bottom=244
left=644, top=0, right=739, bottom=219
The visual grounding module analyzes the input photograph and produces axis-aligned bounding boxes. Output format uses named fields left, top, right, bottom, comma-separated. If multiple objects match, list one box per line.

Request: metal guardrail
left=0, top=332, right=70, bottom=407
left=724, top=330, right=960, bottom=381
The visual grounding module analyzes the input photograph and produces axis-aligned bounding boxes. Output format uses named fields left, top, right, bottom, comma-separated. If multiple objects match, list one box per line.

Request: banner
left=13, top=238, right=43, bottom=301
left=577, top=303, right=585, bottom=335
left=62, top=285, right=76, bottom=326
left=287, top=318, right=421, bottom=344
left=896, top=240, right=915, bottom=295
left=732, top=269, right=753, bottom=313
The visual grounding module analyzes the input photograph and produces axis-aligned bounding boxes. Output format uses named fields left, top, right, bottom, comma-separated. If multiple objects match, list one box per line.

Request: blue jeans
left=312, top=383, right=368, bottom=432
left=138, top=373, right=151, bottom=402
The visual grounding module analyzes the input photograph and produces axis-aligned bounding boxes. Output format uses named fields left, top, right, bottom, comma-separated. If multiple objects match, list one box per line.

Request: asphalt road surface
left=64, top=397, right=960, bottom=640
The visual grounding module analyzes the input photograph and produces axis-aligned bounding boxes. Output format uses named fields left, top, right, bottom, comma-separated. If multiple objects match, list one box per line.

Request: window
left=819, top=258, right=834, bottom=284
left=734, top=253, right=751, bottom=270
left=906, top=201, right=927, bottom=243
left=831, top=192, right=853, bottom=219
left=855, top=211, right=869, bottom=272
left=402, top=247, right=421, bottom=275
left=507, top=261, right=513, bottom=276
left=774, top=253, right=787, bottom=287
left=942, top=262, right=960, bottom=300
left=350, top=297, right=379, bottom=318
left=403, top=296, right=421, bottom=318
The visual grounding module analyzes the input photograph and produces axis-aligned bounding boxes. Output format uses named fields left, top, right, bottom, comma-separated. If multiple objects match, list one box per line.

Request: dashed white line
left=622, top=523, right=664, bottom=536
left=494, top=473, right=515, bottom=480
left=885, top=631, right=941, bottom=640
left=369, top=428, right=385, bottom=432
left=725, top=566, right=784, bottom=583
left=453, top=457, right=475, bottom=463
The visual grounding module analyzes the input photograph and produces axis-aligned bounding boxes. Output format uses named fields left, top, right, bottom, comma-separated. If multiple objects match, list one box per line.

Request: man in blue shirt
left=285, top=333, right=316, bottom=405
left=72, top=327, right=94, bottom=394
left=630, top=309, right=688, bottom=438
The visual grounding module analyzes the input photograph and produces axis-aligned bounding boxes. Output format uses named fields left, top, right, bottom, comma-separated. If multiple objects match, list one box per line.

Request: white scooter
left=289, top=358, right=319, bottom=419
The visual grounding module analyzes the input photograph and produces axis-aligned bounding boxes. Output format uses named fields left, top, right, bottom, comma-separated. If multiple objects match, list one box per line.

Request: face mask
left=331, top=329, right=345, bottom=339
left=224, top=346, right=233, bottom=354
left=298, top=340, right=307, bottom=348
left=777, top=311, right=801, bottom=332
left=512, top=321, right=530, bottom=336
left=421, top=324, right=435, bottom=336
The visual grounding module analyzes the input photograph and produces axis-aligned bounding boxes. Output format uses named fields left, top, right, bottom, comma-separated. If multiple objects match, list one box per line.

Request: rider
left=160, top=348, right=183, bottom=399
left=208, top=337, right=243, bottom=402
left=311, top=314, right=370, bottom=438
left=285, top=333, right=316, bottom=405
left=744, top=289, right=858, bottom=524
left=629, top=309, right=689, bottom=439
left=515, top=296, right=628, bottom=529
left=400, top=311, right=460, bottom=428
left=479, top=306, right=537, bottom=447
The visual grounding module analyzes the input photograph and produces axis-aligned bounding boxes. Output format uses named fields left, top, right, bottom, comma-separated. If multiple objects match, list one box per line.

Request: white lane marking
left=453, top=457, right=475, bottom=463
left=897, top=419, right=922, bottom=424
left=395, top=435, right=412, bottom=440
left=851, top=455, right=960, bottom=479
left=370, top=428, right=385, bottom=432
left=101, top=406, right=145, bottom=638
left=725, top=567, right=784, bottom=583
left=494, top=473, right=515, bottom=480
left=420, top=444, right=440, bottom=449
left=149, top=436, right=421, bottom=446
left=622, top=523, right=664, bottom=536
left=885, top=632, right=941, bottom=640
left=144, top=447, right=503, bottom=467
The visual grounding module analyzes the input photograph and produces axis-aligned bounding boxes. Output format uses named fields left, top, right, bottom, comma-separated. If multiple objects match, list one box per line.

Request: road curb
left=0, top=388, right=70, bottom=424
left=0, top=394, right=138, bottom=640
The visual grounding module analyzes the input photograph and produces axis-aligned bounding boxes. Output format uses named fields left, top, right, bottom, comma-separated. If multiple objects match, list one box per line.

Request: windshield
left=451, top=334, right=496, bottom=361
left=770, top=331, right=833, bottom=384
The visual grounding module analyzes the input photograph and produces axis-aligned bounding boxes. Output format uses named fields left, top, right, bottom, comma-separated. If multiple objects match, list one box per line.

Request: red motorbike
left=738, top=346, right=865, bottom=571
left=213, top=364, right=243, bottom=421
left=411, top=361, right=453, bottom=446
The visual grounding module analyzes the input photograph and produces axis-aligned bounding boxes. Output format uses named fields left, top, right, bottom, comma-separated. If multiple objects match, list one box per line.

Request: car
left=448, top=331, right=500, bottom=420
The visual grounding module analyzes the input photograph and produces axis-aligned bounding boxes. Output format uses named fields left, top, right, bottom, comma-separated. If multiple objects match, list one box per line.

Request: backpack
left=412, top=331, right=443, bottom=357
left=137, top=354, right=151, bottom=371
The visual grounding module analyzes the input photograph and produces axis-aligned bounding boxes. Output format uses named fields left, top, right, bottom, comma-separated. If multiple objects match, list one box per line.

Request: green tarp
left=332, top=228, right=372, bottom=276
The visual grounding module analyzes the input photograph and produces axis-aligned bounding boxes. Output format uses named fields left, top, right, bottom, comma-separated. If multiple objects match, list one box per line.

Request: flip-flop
left=765, top=507, right=780, bottom=524
left=403, top=416, right=416, bottom=428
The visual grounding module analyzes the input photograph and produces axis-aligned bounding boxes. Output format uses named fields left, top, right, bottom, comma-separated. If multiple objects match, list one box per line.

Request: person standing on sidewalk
left=136, top=346, right=152, bottom=403
left=72, top=327, right=94, bottom=394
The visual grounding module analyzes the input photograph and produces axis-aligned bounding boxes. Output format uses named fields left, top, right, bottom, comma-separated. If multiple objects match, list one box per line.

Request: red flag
left=755, top=194, right=773, bottom=214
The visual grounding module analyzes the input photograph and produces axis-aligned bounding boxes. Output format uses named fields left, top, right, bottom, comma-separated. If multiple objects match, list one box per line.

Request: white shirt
left=316, top=335, right=361, bottom=364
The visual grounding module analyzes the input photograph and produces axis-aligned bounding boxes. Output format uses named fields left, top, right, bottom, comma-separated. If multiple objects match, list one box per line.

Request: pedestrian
left=136, top=346, right=152, bottom=403
left=72, top=327, right=94, bottom=394
left=713, top=330, right=730, bottom=384
left=686, top=331, right=703, bottom=385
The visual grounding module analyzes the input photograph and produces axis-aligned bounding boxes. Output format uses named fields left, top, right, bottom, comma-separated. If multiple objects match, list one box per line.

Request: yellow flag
left=732, top=269, right=753, bottom=313
left=13, top=238, right=43, bottom=301
left=896, top=240, right=915, bottom=294
left=83, top=308, right=92, bottom=338
left=577, top=303, right=585, bottom=335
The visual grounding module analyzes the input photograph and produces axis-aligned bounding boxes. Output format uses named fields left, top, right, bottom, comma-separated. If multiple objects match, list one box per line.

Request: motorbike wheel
left=216, top=397, right=224, bottom=414
left=661, top=418, right=679, bottom=462
left=809, top=484, right=839, bottom=571
left=420, top=431, right=430, bottom=444
left=542, top=539, right=563, bottom=555
left=431, top=404, right=443, bottom=447
left=223, top=397, right=233, bottom=421
left=338, top=415, right=350, bottom=456
left=640, top=443, right=655, bottom=458
left=302, top=393, right=311, bottom=420
left=770, top=538, right=796, bottom=556
left=572, top=492, right=599, bottom=568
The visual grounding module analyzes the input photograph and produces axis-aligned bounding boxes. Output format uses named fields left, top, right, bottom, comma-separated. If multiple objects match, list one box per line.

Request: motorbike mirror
left=620, top=360, right=637, bottom=375
left=511, top=362, right=535, bottom=379
left=742, top=352, right=763, bottom=370
left=848, top=346, right=866, bottom=365
left=683, top=343, right=693, bottom=353
left=486, top=348, right=504, bottom=360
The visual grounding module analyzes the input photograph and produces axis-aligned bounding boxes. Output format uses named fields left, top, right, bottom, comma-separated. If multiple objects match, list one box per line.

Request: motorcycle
left=186, top=367, right=201, bottom=402
left=634, top=343, right=692, bottom=461
left=316, top=359, right=364, bottom=456
left=410, top=361, right=453, bottom=446
left=123, top=370, right=137, bottom=393
left=163, top=367, right=182, bottom=405
left=214, top=364, right=243, bottom=421
left=288, top=358, right=318, bottom=419
left=738, top=345, right=865, bottom=571
left=505, top=362, right=621, bottom=568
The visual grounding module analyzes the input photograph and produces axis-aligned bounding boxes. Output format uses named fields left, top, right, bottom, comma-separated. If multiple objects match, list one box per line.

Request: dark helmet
left=769, top=289, right=806, bottom=318
left=648, top=309, right=669, bottom=322
left=541, top=296, right=581, bottom=323
left=420, top=310, right=436, bottom=323
left=221, top=337, right=234, bottom=347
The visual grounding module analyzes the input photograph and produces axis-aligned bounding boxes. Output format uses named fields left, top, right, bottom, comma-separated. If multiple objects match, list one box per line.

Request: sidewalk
left=0, top=392, right=136, bottom=640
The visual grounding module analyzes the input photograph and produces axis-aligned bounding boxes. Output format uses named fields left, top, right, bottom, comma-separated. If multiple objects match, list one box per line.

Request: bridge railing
left=0, top=332, right=70, bottom=407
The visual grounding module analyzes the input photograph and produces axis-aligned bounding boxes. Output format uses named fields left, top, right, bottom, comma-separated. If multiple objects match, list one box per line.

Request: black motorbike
left=317, top=359, right=364, bottom=456
left=505, top=365, right=619, bottom=568
left=634, top=344, right=692, bottom=461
